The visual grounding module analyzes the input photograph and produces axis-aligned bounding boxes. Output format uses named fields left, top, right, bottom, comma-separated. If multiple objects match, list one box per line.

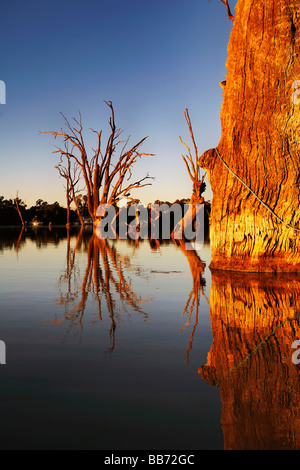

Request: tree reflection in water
left=199, top=271, right=300, bottom=450
left=6, top=226, right=300, bottom=448
left=175, top=240, right=209, bottom=364
left=53, top=229, right=150, bottom=351
left=0, top=227, right=26, bottom=253
left=6, top=226, right=210, bottom=362
left=0, top=225, right=78, bottom=252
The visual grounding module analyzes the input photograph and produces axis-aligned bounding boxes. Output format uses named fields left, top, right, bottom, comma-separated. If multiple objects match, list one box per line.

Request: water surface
left=0, top=227, right=300, bottom=450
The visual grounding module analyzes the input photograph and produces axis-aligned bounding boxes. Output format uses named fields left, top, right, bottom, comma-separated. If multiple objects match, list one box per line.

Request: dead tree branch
left=179, top=109, right=206, bottom=204
left=55, top=151, right=83, bottom=226
left=210, top=0, right=235, bottom=21
left=14, top=193, right=25, bottom=226
left=41, top=102, right=154, bottom=224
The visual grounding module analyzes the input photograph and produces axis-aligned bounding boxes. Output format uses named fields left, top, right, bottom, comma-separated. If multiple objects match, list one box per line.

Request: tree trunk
left=66, top=194, right=70, bottom=227
left=72, top=196, right=85, bottom=226
left=14, top=198, right=25, bottom=227
left=200, top=0, right=300, bottom=272
left=198, top=270, right=300, bottom=449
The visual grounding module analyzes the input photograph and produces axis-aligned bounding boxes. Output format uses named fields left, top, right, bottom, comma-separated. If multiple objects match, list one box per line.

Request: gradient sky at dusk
left=0, top=0, right=237, bottom=208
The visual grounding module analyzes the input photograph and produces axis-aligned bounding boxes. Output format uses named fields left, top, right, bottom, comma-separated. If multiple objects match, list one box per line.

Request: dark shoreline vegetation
left=0, top=196, right=80, bottom=227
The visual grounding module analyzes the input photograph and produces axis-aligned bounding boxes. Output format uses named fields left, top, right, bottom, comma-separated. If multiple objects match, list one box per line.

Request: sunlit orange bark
left=14, top=197, right=25, bottom=227
left=200, top=0, right=300, bottom=272
left=179, top=109, right=206, bottom=206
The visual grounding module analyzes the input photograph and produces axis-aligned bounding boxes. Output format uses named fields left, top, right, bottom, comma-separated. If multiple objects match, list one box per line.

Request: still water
left=0, top=227, right=300, bottom=450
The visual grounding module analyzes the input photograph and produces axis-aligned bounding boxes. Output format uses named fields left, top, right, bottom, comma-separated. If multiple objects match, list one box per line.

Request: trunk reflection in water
left=199, top=271, right=300, bottom=450
left=175, top=240, right=209, bottom=364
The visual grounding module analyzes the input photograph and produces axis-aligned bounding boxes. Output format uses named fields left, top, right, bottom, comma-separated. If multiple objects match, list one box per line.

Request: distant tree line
left=0, top=196, right=89, bottom=226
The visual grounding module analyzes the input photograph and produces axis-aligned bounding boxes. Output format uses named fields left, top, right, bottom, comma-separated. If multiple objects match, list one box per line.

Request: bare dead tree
left=179, top=109, right=206, bottom=205
left=55, top=150, right=84, bottom=226
left=210, top=0, right=235, bottom=21
left=171, top=109, right=207, bottom=244
left=14, top=193, right=25, bottom=226
left=42, top=102, right=154, bottom=224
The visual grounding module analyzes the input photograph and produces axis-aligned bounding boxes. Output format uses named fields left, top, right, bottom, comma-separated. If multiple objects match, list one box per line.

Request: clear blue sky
left=0, top=0, right=237, bottom=208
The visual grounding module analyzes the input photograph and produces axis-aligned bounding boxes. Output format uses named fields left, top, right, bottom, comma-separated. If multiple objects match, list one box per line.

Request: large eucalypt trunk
left=200, top=0, right=300, bottom=272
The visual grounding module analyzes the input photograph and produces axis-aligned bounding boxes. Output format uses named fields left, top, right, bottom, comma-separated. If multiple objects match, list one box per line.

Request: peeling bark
left=200, top=0, right=300, bottom=272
